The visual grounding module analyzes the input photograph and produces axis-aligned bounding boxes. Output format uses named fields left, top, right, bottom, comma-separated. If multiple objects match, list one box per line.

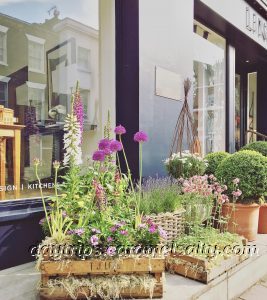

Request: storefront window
left=235, top=74, right=241, bottom=150
left=193, top=21, right=226, bottom=155
left=0, top=0, right=100, bottom=200
left=247, top=72, right=257, bottom=143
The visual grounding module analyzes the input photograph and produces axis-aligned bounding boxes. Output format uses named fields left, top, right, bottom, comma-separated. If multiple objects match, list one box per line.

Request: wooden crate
left=39, top=257, right=165, bottom=299
left=166, top=252, right=248, bottom=284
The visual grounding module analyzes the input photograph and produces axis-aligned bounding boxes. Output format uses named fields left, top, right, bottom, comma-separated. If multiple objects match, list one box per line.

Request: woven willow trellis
left=169, top=78, right=201, bottom=157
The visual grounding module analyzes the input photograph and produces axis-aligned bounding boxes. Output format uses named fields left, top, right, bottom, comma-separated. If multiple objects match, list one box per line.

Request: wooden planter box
left=166, top=252, right=248, bottom=284
left=39, top=257, right=165, bottom=299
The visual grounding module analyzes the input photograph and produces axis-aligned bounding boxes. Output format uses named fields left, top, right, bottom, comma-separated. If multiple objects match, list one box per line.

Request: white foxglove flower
left=63, top=114, right=82, bottom=166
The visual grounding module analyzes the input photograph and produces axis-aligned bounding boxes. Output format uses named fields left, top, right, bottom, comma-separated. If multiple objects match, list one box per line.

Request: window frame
left=26, top=34, right=45, bottom=74
left=0, top=25, right=8, bottom=66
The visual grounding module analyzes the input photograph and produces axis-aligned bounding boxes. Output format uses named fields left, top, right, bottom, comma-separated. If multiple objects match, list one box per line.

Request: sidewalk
left=0, top=235, right=267, bottom=300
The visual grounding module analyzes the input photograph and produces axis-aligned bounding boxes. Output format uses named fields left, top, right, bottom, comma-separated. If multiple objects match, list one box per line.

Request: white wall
left=139, top=0, right=194, bottom=176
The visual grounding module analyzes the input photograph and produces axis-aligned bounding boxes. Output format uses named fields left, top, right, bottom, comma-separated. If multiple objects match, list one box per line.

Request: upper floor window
left=0, top=25, right=8, bottom=65
left=26, top=34, right=45, bottom=73
left=77, top=46, right=90, bottom=71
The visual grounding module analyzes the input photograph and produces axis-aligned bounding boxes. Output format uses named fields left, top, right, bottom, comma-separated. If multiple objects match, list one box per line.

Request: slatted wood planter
left=166, top=252, right=248, bottom=284
left=39, top=257, right=165, bottom=299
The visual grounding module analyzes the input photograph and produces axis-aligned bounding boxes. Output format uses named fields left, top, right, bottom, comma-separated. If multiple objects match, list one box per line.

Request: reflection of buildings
left=0, top=12, right=99, bottom=183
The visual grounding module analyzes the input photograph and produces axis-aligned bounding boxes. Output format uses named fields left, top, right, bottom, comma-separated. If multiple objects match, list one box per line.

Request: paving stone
left=240, top=284, right=267, bottom=300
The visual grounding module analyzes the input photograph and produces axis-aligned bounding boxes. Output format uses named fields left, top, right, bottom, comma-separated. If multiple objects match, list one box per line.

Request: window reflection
left=0, top=0, right=99, bottom=200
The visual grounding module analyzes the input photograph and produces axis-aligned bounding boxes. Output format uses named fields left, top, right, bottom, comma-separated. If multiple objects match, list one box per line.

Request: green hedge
left=205, top=152, right=231, bottom=175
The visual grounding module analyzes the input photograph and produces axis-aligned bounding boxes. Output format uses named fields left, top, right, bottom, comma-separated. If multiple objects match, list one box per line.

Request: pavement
left=237, top=274, right=267, bottom=300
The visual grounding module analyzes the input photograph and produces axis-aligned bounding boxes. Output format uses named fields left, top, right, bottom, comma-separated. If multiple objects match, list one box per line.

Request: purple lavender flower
left=119, top=230, right=128, bottom=236
left=107, top=236, right=113, bottom=242
left=92, top=150, right=106, bottom=162
left=134, top=131, right=148, bottom=143
left=90, top=235, right=99, bottom=246
left=110, top=140, right=123, bottom=152
left=74, top=228, right=85, bottom=236
left=106, top=246, right=116, bottom=256
left=114, top=125, right=126, bottom=135
left=98, top=138, right=111, bottom=150
left=92, top=228, right=101, bottom=234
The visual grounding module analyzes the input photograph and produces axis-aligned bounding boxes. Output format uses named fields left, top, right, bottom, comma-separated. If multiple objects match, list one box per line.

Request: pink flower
left=149, top=225, right=157, bottom=233
left=110, top=140, right=123, bottom=152
left=119, top=230, right=128, bottom=235
left=107, top=236, right=113, bottom=242
left=134, top=131, right=148, bottom=143
left=232, top=189, right=242, bottom=198
left=74, top=228, right=85, bottom=236
left=106, top=246, right=116, bottom=256
left=158, top=227, right=167, bottom=239
left=233, top=178, right=240, bottom=185
left=98, top=138, right=111, bottom=150
left=90, top=235, right=99, bottom=246
left=92, top=150, right=106, bottom=162
left=114, top=125, right=126, bottom=135
left=110, top=226, right=117, bottom=233
left=92, top=228, right=101, bottom=234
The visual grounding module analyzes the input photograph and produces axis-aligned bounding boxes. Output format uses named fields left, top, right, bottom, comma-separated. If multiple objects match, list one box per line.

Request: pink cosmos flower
left=114, top=125, right=126, bottom=135
left=106, top=246, right=116, bottom=256
left=90, top=235, right=99, bottom=246
left=92, top=150, right=106, bottom=162
left=110, top=140, right=123, bottom=152
left=134, top=131, right=148, bottom=143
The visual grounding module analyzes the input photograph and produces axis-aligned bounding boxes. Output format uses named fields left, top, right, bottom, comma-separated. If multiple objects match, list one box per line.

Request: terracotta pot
left=258, top=204, right=267, bottom=234
left=222, top=203, right=260, bottom=241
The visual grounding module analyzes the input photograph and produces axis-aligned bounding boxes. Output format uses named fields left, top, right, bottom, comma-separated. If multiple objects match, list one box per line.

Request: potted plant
left=216, top=150, right=267, bottom=241
left=164, top=151, right=207, bottom=179
left=240, top=142, right=267, bottom=234
left=205, top=151, right=230, bottom=175
left=140, top=177, right=185, bottom=243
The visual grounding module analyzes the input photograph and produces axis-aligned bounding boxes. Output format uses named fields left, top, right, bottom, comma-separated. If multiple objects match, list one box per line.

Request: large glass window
left=0, top=0, right=101, bottom=200
left=193, top=21, right=226, bottom=155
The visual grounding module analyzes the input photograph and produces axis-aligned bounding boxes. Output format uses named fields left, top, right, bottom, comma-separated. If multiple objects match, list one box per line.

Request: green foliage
left=140, top=177, right=182, bottom=214
left=240, top=141, right=267, bottom=157
left=205, top=152, right=231, bottom=175
left=164, top=151, right=207, bottom=179
left=216, top=150, right=267, bottom=202
left=177, top=193, right=213, bottom=227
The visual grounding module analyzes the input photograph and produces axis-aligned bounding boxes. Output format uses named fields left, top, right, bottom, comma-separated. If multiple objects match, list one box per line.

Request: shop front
left=0, top=0, right=266, bottom=269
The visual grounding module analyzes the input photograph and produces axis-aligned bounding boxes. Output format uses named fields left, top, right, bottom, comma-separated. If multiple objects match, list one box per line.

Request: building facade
left=0, top=0, right=266, bottom=269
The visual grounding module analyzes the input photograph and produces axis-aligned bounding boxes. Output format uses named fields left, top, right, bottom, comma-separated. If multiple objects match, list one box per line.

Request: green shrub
left=205, top=152, right=231, bottom=175
left=240, top=141, right=267, bottom=157
left=164, top=151, right=207, bottom=179
left=215, top=150, right=267, bottom=203
left=140, top=177, right=182, bottom=214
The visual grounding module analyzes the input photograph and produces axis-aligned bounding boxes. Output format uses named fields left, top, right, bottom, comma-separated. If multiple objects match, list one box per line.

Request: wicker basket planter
left=39, top=257, right=165, bottom=299
left=147, top=209, right=185, bottom=243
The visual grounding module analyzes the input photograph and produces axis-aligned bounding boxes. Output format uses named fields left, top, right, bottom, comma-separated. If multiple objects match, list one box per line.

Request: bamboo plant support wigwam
left=38, top=257, right=165, bottom=299
left=169, top=78, right=201, bottom=157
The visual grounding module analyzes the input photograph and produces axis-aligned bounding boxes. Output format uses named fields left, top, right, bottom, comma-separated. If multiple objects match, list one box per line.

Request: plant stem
left=35, top=165, right=52, bottom=235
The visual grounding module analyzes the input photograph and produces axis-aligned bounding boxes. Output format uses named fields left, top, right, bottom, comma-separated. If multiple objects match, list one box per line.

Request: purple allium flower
left=134, top=131, right=148, bottom=143
left=92, top=228, right=101, bottom=234
left=106, top=246, right=116, bottom=256
left=74, top=228, right=85, bottom=236
left=109, top=140, right=123, bottom=152
left=98, top=138, right=111, bottom=150
left=103, top=148, right=113, bottom=156
left=110, top=226, right=117, bottom=233
left=119, top=230, right=128, bottom=236
left=90, top=235, right=99, bottom=246
left=73, top=84, right=84, bottom=141
left=107, top=236, right=113, bottom=242
left=149, top=226, right=157, bottom=233
left=114, top=125, right=126, bottom=135
left=92, top=150, right=106, bottom=162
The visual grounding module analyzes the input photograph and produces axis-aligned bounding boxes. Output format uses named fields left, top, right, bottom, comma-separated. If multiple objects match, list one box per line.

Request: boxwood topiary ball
left=205, top=151, right=231, bottom=175
left=240, top=141, right=267, bottom=157
left=215, top=150, right=267, bottom=202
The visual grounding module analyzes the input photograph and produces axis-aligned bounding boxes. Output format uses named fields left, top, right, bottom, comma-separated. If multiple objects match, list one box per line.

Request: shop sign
left=246, top=6, right=267, bottom=43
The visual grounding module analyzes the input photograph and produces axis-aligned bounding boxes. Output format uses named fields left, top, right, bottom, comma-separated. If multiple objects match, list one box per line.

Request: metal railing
left=246, top=130, right=267, bottom=141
